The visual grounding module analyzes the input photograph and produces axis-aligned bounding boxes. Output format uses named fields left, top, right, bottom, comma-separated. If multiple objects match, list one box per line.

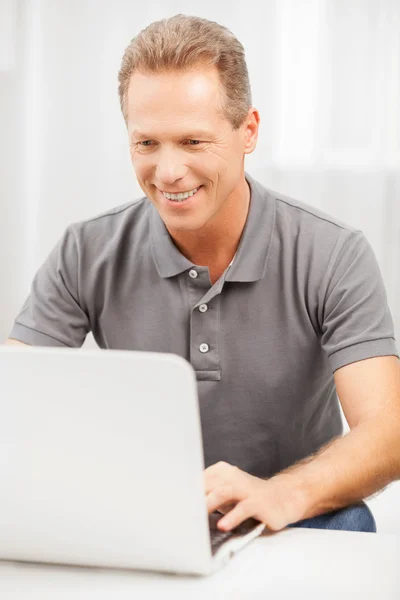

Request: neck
left=167, top=178, right=251, bottom=269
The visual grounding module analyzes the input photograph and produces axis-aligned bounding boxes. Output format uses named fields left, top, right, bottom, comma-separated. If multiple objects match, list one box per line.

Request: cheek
left=204, top=143, right=239, bottom=171
left=131, top=155, right=152, bottom=177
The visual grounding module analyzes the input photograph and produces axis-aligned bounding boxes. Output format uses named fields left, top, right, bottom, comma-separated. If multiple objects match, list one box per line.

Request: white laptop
left=0, top=346, right=265, bottom=575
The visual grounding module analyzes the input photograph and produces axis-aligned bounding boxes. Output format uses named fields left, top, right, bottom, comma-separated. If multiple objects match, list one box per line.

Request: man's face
left=126, top=66, right=257, bottom=233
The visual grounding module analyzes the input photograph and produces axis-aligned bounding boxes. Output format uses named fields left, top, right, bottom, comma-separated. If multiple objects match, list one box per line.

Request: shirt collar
left=150, top=172, right=276, bottom=282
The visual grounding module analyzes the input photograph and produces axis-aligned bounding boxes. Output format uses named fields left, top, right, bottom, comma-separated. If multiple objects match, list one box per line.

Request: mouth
left=158, top=185, right=204, bottom=208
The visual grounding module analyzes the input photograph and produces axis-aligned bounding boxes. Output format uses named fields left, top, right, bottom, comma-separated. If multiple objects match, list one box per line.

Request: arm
left=205, top=358, right=400, bottom=533
left=4, top=339, right=30, bottom=346
left=271, top=355, right=400, bottom=520
left=7, top=225, right=90, bottom=347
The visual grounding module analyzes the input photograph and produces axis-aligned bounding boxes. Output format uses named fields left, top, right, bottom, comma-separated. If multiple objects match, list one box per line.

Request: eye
left=139, top=140, right=153, bottom=147
left=185, top=139, right=204, bottom=146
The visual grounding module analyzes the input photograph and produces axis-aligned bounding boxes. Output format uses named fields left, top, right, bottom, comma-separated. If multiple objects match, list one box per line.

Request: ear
left=243, top=108, right=260, bottom=155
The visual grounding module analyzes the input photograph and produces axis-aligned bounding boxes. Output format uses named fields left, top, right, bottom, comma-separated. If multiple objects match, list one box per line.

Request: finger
left=217, top=500, right=253, bottom=532
left=204, top=467, right=219, bottom=494
left=204, top=462, right=236, bottom=494
left=206, top=486, right=234, bottom=514
left=204, top=461, right=229, bottom=479
left=204, top=475, right=217, bottom=496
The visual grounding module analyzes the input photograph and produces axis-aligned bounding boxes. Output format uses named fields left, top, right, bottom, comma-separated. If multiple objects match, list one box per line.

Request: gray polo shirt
left=10, top=173, right=399, bottom=478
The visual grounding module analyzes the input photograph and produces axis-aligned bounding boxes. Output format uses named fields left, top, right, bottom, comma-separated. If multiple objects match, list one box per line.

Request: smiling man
left=6, top=15, right=400, bottom=534
left=125, top=63, right=255, bottom=286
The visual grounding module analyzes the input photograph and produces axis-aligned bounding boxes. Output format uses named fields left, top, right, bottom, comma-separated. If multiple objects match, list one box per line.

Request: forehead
left=126, top=67, right=225, bottom=134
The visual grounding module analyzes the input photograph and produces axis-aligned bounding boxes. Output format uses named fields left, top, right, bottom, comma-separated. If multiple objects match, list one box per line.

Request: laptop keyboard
left=209, top=512, right=262, bottom=555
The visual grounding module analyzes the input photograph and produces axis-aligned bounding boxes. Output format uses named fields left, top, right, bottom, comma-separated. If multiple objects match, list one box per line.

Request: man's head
left=118, top=14, right=259, bottom=234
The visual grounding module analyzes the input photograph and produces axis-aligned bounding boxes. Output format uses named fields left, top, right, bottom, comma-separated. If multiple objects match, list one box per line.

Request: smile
left=162, top=186, right=201, bottom=201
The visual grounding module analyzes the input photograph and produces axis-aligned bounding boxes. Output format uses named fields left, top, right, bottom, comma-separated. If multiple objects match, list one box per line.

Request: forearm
left=271, top=417, right=400, bottom=522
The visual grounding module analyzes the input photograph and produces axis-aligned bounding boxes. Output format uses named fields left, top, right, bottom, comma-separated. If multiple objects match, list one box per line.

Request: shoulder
left=65, top=196, right=151, bottom=249
left=271, top=186, right=358, bottom=236
left=248, top=174, right=368, bottom=293
left=256, top=180, right=363, bottom=265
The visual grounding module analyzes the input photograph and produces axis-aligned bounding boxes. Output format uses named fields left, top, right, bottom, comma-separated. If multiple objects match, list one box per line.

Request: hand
left=204, top=461, right=307, bottom=532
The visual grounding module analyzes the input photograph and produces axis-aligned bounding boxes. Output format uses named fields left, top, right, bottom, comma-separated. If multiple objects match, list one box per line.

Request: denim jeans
left=287, top=500, right=377, bottom=532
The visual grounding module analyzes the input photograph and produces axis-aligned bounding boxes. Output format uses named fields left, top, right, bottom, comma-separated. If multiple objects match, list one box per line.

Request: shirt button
left=189, top=269, right=198, bottom=279
left=199, top=303, right=208, bottom=313
left=199, top=343, right=209, bottom=353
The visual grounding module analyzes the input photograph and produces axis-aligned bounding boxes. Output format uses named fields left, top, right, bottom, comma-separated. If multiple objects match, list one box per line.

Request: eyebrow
left=130, top=130, right=213, bottom=141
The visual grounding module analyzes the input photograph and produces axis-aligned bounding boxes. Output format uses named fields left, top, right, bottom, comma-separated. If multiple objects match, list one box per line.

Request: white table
left=1, top=527, right=399, bottom=600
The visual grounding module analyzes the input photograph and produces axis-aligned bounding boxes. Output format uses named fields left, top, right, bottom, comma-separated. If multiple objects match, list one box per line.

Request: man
left=6, top=15, right=400, bottom=534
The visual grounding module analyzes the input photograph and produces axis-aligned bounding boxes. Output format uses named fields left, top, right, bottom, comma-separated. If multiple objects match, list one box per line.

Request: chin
left=163, top=215, right=207, bottom=233
left=165, top=220, right=199, bottom=232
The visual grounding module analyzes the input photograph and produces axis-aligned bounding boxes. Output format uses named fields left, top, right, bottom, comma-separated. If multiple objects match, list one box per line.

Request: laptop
left=0, top=346, right=265, bottom=575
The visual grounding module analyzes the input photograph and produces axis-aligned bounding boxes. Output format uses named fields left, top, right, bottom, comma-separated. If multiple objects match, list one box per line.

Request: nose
left=155, top=148, right=188, bottom=188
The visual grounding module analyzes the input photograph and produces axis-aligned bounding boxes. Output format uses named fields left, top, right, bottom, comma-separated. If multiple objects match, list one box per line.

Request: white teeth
left=163, top=187, right=199, bottom=201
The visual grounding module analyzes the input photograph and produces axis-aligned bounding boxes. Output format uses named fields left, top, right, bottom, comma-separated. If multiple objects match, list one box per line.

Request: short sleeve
left=320, top=231, right=399, bottom=373
left=8, top=225, right=90, bottom=347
